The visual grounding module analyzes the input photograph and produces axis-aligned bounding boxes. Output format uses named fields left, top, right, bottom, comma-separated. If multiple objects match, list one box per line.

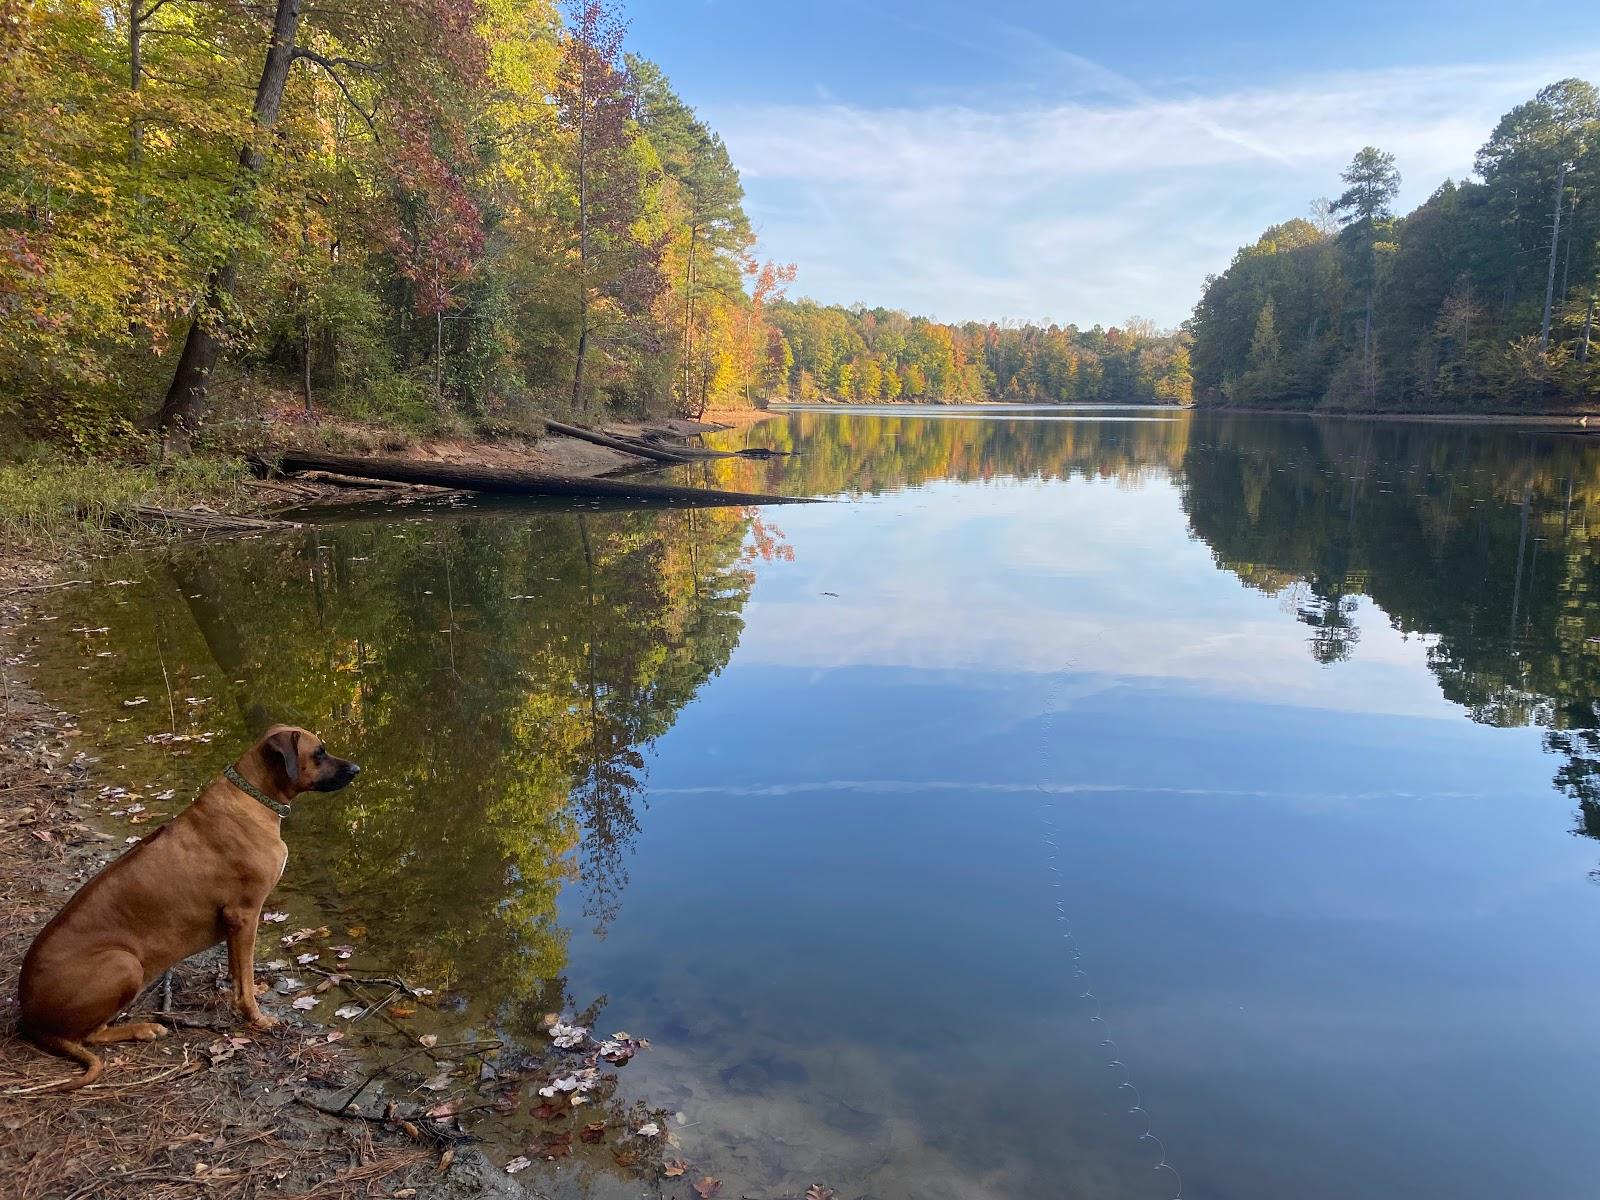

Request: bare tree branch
left=291, top=47, right=379, bottom=132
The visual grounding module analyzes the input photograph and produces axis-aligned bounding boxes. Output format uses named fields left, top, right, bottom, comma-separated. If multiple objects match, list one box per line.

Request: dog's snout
left=345, top=762, right=361, bottom=778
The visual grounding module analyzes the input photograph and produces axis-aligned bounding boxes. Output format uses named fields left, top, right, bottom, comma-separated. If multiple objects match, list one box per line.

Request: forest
left=5, top=0, right=1598, bottom=460
left=1, top=0, right=804, bottom=452
left=767, top=301, right=1192, bottom=406
left=1190, top=80, right=1600, bottom=411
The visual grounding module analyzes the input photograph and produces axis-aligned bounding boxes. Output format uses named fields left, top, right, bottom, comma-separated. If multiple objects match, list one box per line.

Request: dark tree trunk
left=681, top=224, right=696, bottom=409
left=268, top=449, right=813, bottom=505
left=1541, top=162, right=1569, bottom=352
left=542, top=418, right=691, bottom=463
left=1362, top=287, right=1374, bottom=400
left=157, top=0, right=303, bottom=450
left=570, top=57, right=589, bottom=413
left=302, top=313, right=313, bottom=413
left=129, top=0, right=143, bottom=164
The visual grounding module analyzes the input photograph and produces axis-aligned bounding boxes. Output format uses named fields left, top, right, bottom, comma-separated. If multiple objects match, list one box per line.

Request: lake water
left=23, top=407, right=1600, bottom=1199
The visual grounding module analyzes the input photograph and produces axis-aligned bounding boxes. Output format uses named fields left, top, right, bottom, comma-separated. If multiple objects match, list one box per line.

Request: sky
left=624, top=1, right=1600, bottom=329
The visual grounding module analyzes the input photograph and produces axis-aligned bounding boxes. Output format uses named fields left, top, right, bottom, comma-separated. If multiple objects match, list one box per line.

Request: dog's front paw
left=244, top=1010, right=280, bottom=1031
left=129, top=1022, right=168, bottom=1041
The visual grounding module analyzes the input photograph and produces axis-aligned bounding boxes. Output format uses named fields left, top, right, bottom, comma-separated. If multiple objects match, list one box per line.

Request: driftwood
left=270, top=449, right=812, bottom=506
left=543, top=418, right=691, bottom=464
left=128, top=505, right=297, bottom=533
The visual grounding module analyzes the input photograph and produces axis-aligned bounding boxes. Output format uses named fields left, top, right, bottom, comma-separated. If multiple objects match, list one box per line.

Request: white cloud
left=712, top=51, right=1600, bottom=326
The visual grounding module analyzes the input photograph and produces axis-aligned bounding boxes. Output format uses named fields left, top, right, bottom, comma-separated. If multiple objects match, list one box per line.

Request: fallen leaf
left=505, top=1156, right=531, bottom=1174
left=548, top=1020, right=587, bottom=1049
left=805, top=1187, right=836, bottom=1200
left=693, top=1178, right=722, bottom=1199
left=579, top=1121, right=607, bottom=1144
left=635, top=1122, right=660, bottom=1139
left=531, top=1102, right=565, bottom=1121
left=419, top=1033, right=438, bottom=1049
left=389, top=1004, right=416, bottom=1019
left=437, top=1147, right=454, bottom=1172
left=334, top=1005, right=363, bottom=1020
left=295, top=952, right=318, bottom=965
left=539, top=1130, right=572, bottom=1158
left=613, top=1149, right=641, bottom=1169
left=291, top=995, right=318, bottom=1011
left=274, top=977, right=307, bottom=994
left=662, top=1157, right=687, bottom=1176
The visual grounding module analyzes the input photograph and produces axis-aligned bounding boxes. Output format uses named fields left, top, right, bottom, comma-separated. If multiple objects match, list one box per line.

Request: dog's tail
left=25, top=1033, right=104, bottom=1092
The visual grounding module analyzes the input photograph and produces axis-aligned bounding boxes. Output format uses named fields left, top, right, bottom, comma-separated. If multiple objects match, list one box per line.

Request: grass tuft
left=0, top=452, right=252, bottom=554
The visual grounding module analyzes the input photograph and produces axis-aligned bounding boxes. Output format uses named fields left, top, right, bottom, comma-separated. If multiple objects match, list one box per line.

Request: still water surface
left=26, top=408, right=1600, bottom=1199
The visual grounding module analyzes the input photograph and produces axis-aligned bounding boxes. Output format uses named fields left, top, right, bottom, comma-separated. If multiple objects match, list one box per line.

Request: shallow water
left=24, top=408, right=1600, bottom=1199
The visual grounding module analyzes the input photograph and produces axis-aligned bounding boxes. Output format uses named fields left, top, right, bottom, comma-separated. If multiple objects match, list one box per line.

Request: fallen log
left=543, top=418, right=691, bottom=464
left=268, top=449, right=812, bottom=506
left=128, top=505, right=297, bottom=533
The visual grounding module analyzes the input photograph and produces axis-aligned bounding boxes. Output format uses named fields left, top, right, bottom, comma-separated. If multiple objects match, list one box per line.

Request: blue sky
left=626, top=1, right=1600, bottom=328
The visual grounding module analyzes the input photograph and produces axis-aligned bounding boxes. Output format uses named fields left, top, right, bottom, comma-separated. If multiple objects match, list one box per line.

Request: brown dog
left=17, top=725, right=359, bottom=1090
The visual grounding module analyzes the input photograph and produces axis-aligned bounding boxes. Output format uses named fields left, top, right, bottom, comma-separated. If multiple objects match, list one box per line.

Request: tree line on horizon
left=763, top=302, right=1193, bottom=406
left=1189, top=79, right=1600, bottom=411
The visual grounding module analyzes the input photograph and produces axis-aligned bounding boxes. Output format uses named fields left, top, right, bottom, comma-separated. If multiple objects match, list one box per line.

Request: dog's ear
left=263, top=728, right=300, bottom=788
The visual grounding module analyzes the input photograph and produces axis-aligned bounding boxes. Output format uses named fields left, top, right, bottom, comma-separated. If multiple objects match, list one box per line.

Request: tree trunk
left=1541, top=161, right=1569, bottom=352
left=156, top=0, right=303, bottom=451
left=267, top=449, right=814, bottom=505
left=1362, top=287, right=1374, bottom=401
left=681, top=224, right=696, bottom=409
left=570, top=55, right=589, bottom=413
left=1561, top=191, right=1576, bottom=302
left=542, top=419, right=691, bottom=463
left=302, top=313, right=313, bottom=414
left=1582, top=294, right=1594, bottom=365
left=129, top=0, right=143, bottom=164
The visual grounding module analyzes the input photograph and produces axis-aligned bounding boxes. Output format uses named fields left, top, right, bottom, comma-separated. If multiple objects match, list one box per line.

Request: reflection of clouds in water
left=650, top=778, right=1501, bottom=805
left=738, top=599, right=1457, bottom=719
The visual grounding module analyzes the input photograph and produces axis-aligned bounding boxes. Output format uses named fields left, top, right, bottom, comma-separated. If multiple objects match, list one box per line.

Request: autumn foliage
left=0, top=0, right=786, bottom=450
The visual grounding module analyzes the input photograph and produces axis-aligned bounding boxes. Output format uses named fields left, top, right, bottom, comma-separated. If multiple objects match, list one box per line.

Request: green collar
left=224, top=764, right=291, bottom=818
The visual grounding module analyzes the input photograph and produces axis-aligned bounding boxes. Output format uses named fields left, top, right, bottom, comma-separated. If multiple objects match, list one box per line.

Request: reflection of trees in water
left=1181, top=416, right=1600, bottom=867
left=702, top=409, right=1193, bottom=495
left=48, top=503, right=759, bottom=1017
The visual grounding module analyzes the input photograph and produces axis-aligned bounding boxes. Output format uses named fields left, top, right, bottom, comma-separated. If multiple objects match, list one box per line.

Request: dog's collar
left=224, top=764, right=291, bottom=819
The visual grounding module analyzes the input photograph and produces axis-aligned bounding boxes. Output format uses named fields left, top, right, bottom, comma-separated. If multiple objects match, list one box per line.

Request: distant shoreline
left=742, top=401, right=1600, bottom=428
left=1195, top=406, right=1600, bottom=428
